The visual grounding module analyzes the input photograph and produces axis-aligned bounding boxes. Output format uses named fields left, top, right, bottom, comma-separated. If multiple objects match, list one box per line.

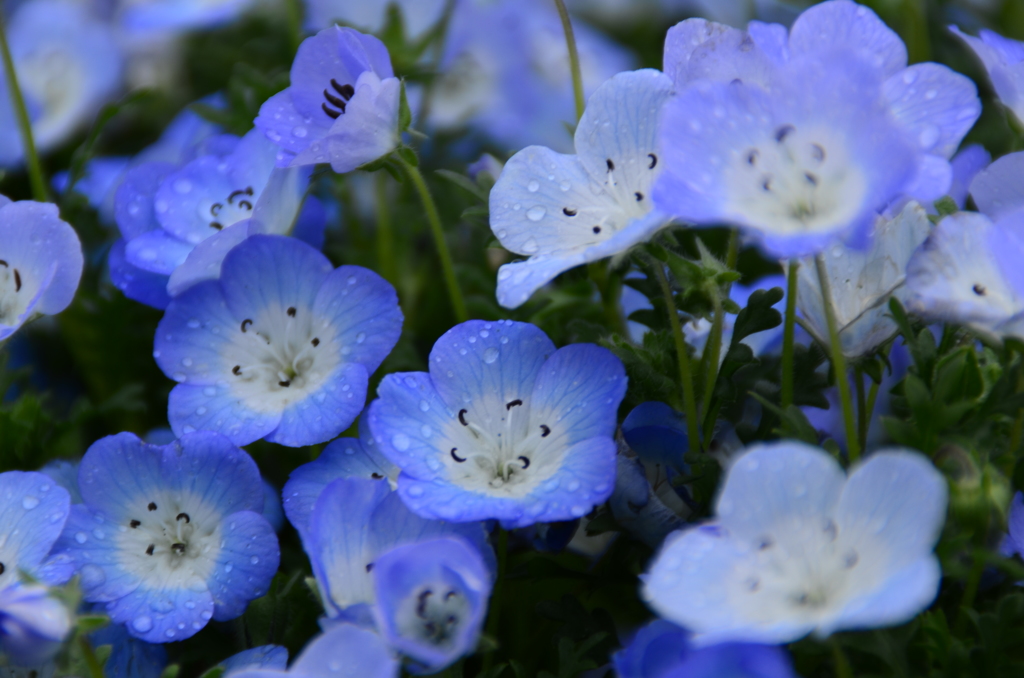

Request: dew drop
left=356, top=332, right=366, bottom=344
left=419, top=400, right=431, bottom=412
left=523, top=239, right=539, bottom=253
left=21, top=496, right=39, bottom=510
left=527, top=180, right=540, bottom=192
left=133, top=616, right=153, bottom=633
left=250, top=556, right=260, bottom=565
left=526, top=206, right=546, bottom=221
left=392, top=433, right=411, bottom=451
left=483, top=347, right=499, bottom=364
left=292, top=126, right=308, bottom=138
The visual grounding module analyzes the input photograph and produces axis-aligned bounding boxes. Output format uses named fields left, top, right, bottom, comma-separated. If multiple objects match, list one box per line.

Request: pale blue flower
left=0, top=585, right=72, bottom=666
left=793, top=201, right=932, bottom=358
left=368, top=320, right=626, bottom=528
left=0, top=0, right=122, bottom=166
left=950, top=26, right=1024, bottom=126
left=255, top=27, right=401, bottom=173
left=489, top=70, right=674, bottom=309
left=52, top=431, right=280, bottom=643
left=119, top=0, right=258, bottom=34
left=302, top=477, right=492, bottom=622
left=229, top=624, right=398, bottom=678
left=372, top=537, right=491, bottom=673
left=154, top=235, right=402, bottom=447
left=303, top=0, right=446, bottom=38
left=0, top=199, right=84, bottom=342
left=643, top=441, right=947, bottom=645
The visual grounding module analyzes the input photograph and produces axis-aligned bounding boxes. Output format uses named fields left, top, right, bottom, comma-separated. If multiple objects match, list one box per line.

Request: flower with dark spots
left=52, top=431, right=279, bottom=643
left=154, top=235, right=402, bottom=447
left=642, top=441, right=947, bottom=645
left=368, top=320, right=626, bottom=528
left=372, top=537, right=491, bottom=673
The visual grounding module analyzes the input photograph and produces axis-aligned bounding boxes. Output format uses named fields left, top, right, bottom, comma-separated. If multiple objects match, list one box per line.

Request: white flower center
left=728, top=123, right=866, bottom=234
left=396, top=584, right=469, bottom=649
left=444, top=398, right=562, bottom=498
left=112, top=494, right=220, bottom=588
left=224, top=304, right=341, bottom=411
left=0, top=260, right=32, bottom=327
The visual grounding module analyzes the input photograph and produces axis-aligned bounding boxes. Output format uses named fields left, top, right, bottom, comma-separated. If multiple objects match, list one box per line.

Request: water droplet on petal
left=527, top=206, right=546, bottom=221
left=392, top=433, right=411, bottom=451
left=133, top=616, right=153, bottom=633
left=21, top=496, right=39, bottom=509
left=483, top=347, right=499, bottom=364
left=527, top=180, right=540, bottom=192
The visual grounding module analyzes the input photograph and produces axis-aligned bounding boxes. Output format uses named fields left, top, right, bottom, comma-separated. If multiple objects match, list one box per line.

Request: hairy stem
left=398, top=155, right=469, bottom=322
left=552, top=0, right=585, bottom=123
left=374, top=172, right=397, bottom=285
left=654, top=263, right=700, bottom=454
left=0, top=13, right=47, bottom=201
left=781, top=260, right=799, bottom=408
left=814, top=254, right=860, bottom=462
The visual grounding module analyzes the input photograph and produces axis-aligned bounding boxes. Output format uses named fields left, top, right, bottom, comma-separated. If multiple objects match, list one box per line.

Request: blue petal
left=89, top=619, right=168, bottom=678
left=0, top=584, right=71, bottom=665
left=155, top=280, right=238, bottom=385
left=75, top=433, right=166, bottom=522
left=312, top=265, right=403, bottom=374
left=165, top=221, right=250, bottom=298
left=168, top=383, right=281, bottom=446
left=670, top=641, right=799, bottom=678
left=115, top=162, right=175, bottom=241
left=53, top=506, right=142, bottom=603
left=970, top=150, right=1024, bottom=219
left=0, top=471, right=71, bottom=578
left=266, top=361, right=368, bottom=447
left=1010, top=491, right=1024, bottom=556
left=663, top=19, right=770, bottom=88
left=105, top=582, right=215, bottom=643
left=254, top=90, right=325, bottom=158
left=162, top=431, right=265, bottom=516
left=124, top=229, right=193, bottom=276
left=109, top=239, right=171, bottom=310
left=120, top=0, right=256, bottom=33
left=882, top=63, right=980, bottom=160
left=286, top=623, right=398, bottom=678
left=0, top=200, right=84, bottom=315
left=948, top=144, right=991, bottom=209
left=220, top=645, right=289, bottom=675
left=612, top=618, right=690, bottom=678
left=208, top=510, right=279, bottom=621
left=220, top=235, right=333, bottom=322
left=788, top=0, right=907, bottom=77
left=622, top=401, right=689, bottom=470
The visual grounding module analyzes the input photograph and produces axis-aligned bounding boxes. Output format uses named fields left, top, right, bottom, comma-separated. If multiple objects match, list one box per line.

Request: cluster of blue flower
left=4, top=0, right=1024, bottom=675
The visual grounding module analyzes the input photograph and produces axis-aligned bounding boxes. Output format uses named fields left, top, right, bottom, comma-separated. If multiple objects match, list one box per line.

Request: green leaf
left=76, top=614, right=110, bottom=634
left=198, top=667, right=226, bottom=678
left=933, top=195, right=958, bottom=216
left=730, top=288, right=784, bottom=346
left=160, top=665, right=181, bottom=678
left=397, top=145, right=419, bottom=168
left=398, top=81, right=413, bottom=132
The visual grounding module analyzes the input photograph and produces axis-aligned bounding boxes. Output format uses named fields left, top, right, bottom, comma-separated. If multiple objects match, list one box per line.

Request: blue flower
left=0, top=584, right=72, bottom=666
left=432, top=0, right=633, bottom=154
left=372, top=537, right=491, bottom=674
left=950, top=26, right=1024, bottom=126
left=88, top=616, right=168, bottom=678
left=256, top=27, right=401, bottom=173
left=303, top=0, right=446, bottom=38
left=0, top=0, right=122, bottom=166
left=655, top=0, right=980, bottom=258
left=610, top=454, right=687, bottom=549
left=368, top=319, right=626, bottom=528
left=154, top=235, right=402, bottom=447
left=283, top=412, right=398, bottom=541
left=52, top=431, right=280, bottom=643
left=488, top=70, right=674, bottom=309
left=613, top=619, right=798, bottom=678
left=0, top=199, right=84, bottom=342
left=111, top=127, right=315, bottom=309
left=905, top=210, right=1024, bottom=342
left=1000, top=491, right=1024, bottom=560
left=792, top=201, right=932, bottom=358
left=219, top=645, right=289, bottom=675
left=303, top=477, right=492, bottom=621
left=642, top=441, right=947, bottom=645
left=0, top=471, right=73, bottom=664
left=119, top=0, right=258, bottom=34
left=228, top=624, right=399, bottom=678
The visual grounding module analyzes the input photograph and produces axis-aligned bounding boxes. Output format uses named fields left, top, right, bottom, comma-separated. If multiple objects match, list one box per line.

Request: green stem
left=830, top=638, right=854, bottom=678
left=864, top=379, right=880, bottom=449
left=654, top=263, right=700, bottom=454
left=780, top=260, right=799, bottom=409
left=815, top=254, right=860, bottom=462
left=481, top=528, right=508, bottom=672
left=79, top=636, right=106, bottom=678
left=374, top=172, right=397, bottom=285
left=285, top=0, right=303, bottom=52
left=855, top=366, right=867, bottom=453
left=955, top=549, right=986, bottom=636
left=552, top=0, right=585, bottom=123
left=397, top=155, right=468, bottom=322
left=0, top=13, right=47, bottom=201
left=701, top=290, right=725, bottom=422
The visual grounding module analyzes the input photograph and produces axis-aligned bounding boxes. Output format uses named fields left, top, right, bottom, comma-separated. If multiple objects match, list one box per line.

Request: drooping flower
left=52, top=431, right=280, bottom=643
left=950, top=26, right=1024, bottom=126
left=0, top=471, right=73, bottom=665
left=613, top=619, right=799, bottom=678
left=111, top=128, right=315, bottom=309
left=118, top=0, right=259, bottom=34
left=219, top=645, right=289, bottom=676
left=488, top=69, right=673, bottom=309
left=904, top=210, right=1024, bottom=342
left=282, top=412, right=398, bottom=541
left=642, top=441, right=947, bottom=645
left=792, top=201, right=932, bottom=359
left=229, top=623, right=399, bottom=678
left=654, top=0, right=980, bottom=258
left=0, top=198, right=84, bottom=342
left=255, top=27, right=401, bottom=173
left=431, top=0, right=633, bottom=154
left=368, top=319, right=626, bottom=527
left=303, top=477, right=492, bottom=622
left=0, top=0, right=122, bottom=166
left=154, top=235, right=402, bottom=447
left=372, top=537, right=491, bottom=673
